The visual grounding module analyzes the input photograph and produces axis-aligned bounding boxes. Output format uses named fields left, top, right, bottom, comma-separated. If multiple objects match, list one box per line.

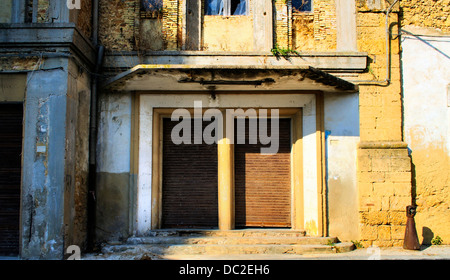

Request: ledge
left=358, top=141, right=408, bottom=149
left=0, top=23, right=96, bottom=67
left=103, top=51, right=368, bottom=73
left=103, top=64, right=358, bottom=93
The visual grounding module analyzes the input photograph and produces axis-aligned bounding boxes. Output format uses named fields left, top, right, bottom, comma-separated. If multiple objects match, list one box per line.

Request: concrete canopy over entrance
left=103, top=64, right=358, bottom=93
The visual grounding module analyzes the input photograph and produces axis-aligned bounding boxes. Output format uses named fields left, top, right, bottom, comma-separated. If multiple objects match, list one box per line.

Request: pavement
left=81, top=244, right=450, bottom=260
left=161, top=245, right=450, bottom=260
left=2, top=245, right=450, bottom=260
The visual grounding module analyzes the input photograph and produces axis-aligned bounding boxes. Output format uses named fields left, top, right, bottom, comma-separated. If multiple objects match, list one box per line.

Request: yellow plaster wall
left=401, top=10, right=450, bottom=244
left=202, top=16, right=254, bottom=52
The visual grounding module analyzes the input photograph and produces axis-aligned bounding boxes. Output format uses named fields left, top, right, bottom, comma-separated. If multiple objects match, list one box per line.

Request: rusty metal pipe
left=403, top=205, right=421, bottom=250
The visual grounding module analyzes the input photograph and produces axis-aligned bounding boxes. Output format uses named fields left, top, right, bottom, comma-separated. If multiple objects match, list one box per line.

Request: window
left=142, top=0, right=163, bottom=11
left=205, top=0, right=247, bottom=16
left=141, top=0, right=163, bottom=18
left=292, top=0, right=312, bottom=13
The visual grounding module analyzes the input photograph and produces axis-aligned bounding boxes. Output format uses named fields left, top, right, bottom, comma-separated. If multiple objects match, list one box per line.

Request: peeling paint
left=403, top=30, right=450, bottom=244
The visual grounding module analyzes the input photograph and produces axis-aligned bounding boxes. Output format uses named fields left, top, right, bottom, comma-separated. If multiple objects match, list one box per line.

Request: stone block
left=371, top=157, right=390, bottom=172
left=390, top=157, right=411, bottom=172
left=385, top=171, right=412, bottom=183
left=358, top=171, right=386, bottom=183
left=391, top=225, right=406, bottom=240
left=381, top=196, right=390, bottom=211
left=378, top=225, right=391, bottom=240
left=389, top=211, right=407, bottom=225
left=359, top=196, right=382, bottom=212
left=360, top=224, right=378, bottom=240
left=393, top=182, right=412, bottom=196
left=373, top=182, right=394, bottom=196
left=372, top=240, right=394, bottom=247
left=360, top=211, right=389, bottom=225
left=390, top=196, right=412, bottom=211
left=357, top=156, right=372, bottom=172
left=359, top=182, right=373, bottom=197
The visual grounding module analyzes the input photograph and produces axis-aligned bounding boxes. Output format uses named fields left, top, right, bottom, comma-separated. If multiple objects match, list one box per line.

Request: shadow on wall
left=422, top=227, right=434, bottom=248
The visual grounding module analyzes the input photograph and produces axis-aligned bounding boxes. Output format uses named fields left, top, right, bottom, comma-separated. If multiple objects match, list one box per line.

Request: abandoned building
left=0, top=0, right=448, bottom=259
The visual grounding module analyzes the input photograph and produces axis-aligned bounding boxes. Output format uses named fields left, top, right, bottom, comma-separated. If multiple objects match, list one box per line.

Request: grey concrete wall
left=95, top=92, right=132, bottom=242
left=20, top=56, right=91, bottom=259
left=21, top=58, right=69, bottom=259
left=0, top=0, right=12, bottom=23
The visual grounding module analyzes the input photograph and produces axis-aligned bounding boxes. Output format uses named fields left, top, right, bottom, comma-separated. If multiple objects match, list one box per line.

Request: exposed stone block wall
left=34, top=0, right=92, bottom=38
left=99, top=0, right=138, bottom=51
left=357, top=143, right=412, bottom=247
left=78, top=0, right=93, bottom=39
left=162, top=0, right=179, bottom=50
left=401, top=0, right=449, bottom=33
left=291, top=0, right=337, bottom=51
left=38, top=0, right=50, bottom=23
left=357, top=11, right=402, bottom=141
left=274, top=1, right=290, bottom=49
left=355, top=1, right=411, bottom=247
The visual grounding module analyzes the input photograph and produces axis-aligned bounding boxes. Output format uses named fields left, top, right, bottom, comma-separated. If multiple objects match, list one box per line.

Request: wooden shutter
left=0, top=104, right=22, bottom=255
left=161, top=118, right=218, bottom=228
left=235, top=118, right=291, bottom=228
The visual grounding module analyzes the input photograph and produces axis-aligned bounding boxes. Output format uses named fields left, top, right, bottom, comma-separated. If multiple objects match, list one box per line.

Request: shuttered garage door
left=0, top=104, right=22, bottom=255
left=162, top=118, right=218, bottom=228
left=235, top=118, right=291, bottom=228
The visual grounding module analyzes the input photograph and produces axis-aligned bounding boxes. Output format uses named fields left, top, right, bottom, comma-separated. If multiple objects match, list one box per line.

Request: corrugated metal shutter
left=0, top=104, right=22, bottom=255
left=235, top=118, right=291, bottom=228
left=162, top=118, right=218, bottom=228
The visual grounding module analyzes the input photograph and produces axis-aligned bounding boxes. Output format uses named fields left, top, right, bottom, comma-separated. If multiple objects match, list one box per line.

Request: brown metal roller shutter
left=235, top=118, right=291, bottom=228
left=162, top=118, right=218, bottom=228
left=0, top=104, right=23, bottom=256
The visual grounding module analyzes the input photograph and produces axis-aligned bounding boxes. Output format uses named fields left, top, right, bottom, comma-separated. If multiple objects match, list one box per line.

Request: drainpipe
left=352, top=0, right=399, bottom=86
left=87, top=0, right=102, bottom=251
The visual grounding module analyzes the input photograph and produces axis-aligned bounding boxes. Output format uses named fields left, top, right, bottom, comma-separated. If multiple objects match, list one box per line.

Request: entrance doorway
left=0, top=104, right=23, bottom=255
left=161, top=118, right=219, bottom=228
left=234, top=118, right=292, bottom=228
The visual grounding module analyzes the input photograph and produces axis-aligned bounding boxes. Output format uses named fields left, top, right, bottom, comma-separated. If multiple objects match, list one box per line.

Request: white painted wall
left=402, top=29, right=450, bottom=242
left=96, top=93, right=132, bottom=174
left=324, top=92, right=360, bottom=240
left=402, top=32, right=450, bottom=154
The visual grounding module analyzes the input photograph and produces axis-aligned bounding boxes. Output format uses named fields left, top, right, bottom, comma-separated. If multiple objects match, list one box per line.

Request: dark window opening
left=141, top=0, right=163, bottom=18
left=292, top=0, right=312, bottom=13
left=231, top=0, right=246, bottom=15
left=205, top=0, right=247, bottom=16
left=205, top=0, right=224, bottom=15
left=142, top=0, right=163, bottom=11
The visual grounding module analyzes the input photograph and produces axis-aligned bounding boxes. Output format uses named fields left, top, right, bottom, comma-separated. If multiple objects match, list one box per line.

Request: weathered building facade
left=0, top=0, right=448, bottom=259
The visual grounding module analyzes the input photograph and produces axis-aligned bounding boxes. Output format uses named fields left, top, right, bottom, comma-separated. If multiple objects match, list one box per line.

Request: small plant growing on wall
left=431, top=236, right=443, bottom=245
left=271, top=44, right=300, bottom=58
left=351, top=240, right=364, bottom=249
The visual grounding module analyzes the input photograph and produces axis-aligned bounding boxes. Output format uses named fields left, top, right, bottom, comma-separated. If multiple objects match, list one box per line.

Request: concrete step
left=102, top=242, right=355, bottom=256
left=142, top=229, right=307, bottom=238
left=127, top=236, right=338, bottom=246
left=98, top=230, right=355, bottom=259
